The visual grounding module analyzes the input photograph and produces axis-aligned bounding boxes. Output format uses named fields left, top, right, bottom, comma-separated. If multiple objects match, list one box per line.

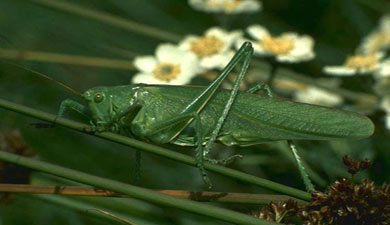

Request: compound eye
left=94, top=93, right=104, bottom=103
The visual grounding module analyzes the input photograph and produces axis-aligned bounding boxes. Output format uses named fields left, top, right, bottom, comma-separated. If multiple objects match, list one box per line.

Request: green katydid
left=17, top=42, right=375, bottom=188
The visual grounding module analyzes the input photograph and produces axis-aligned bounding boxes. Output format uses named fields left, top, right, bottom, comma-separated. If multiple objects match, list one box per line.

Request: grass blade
left=0, top=48, right=134, bottom=69
left=0, top=184, right=307, bottom=205
left=0, top=150, right=278, bottom=225
left=28, top=0, right=181, bottom=42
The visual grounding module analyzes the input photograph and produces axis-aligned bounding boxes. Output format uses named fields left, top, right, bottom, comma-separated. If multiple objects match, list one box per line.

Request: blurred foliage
left=0, top=0, right=389, bottom=224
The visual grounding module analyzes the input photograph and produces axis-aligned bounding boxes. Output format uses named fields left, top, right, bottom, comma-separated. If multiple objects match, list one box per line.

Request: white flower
left=385, top=114, right=390, bottom=131
left=237, top=25, right=315, bottom=63
left=374, top=76, right=390, bottom=96
left=380, top=96, right=390, bottom=112
left=323, top=52, right=385, bottom=76
left=179, top=27, right=242, bottom=70
left=375, top=59, right=390, bottom=79
left=293, top=86, right=343, bottom=107
left=132, top=44, right=199, bottom=85
left=188, top=0, right=261, bottom=14
left=359, top=15, right=390, bottom=54
left=380, top=96, right=390, bottom=131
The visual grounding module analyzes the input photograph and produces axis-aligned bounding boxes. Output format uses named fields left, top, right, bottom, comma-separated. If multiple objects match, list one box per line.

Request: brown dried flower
left=298, top=209, right=326, bottom=225
left=252, top=199, right=301, bottom=224
left=308, top=178, right=390, bottom=225
left=342, top=155, right=371, bottom=175
left=253, top=157, right=390, bottom=225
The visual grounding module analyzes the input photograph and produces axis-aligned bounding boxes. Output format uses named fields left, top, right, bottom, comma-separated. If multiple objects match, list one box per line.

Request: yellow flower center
left=153, top=63, right=181, bottom=82
left=190, top=35, right=224, bottom=58
left=208, top=0, right=240, bottom=11
left=345, top=55, right=378, bottom=70
left=260, top=35, right=295, bottom=55
left=224, top=0, right=241, bottom=11
left=366, top=33, right=390, bottom=53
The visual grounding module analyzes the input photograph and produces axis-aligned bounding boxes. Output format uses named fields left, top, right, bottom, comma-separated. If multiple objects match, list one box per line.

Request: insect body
left=82, top=84, right=373, bottom=146
left=56, top=42, right=373, bottom=187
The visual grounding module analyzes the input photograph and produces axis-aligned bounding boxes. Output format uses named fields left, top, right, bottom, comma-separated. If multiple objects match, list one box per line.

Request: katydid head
left=81, top=84, right=142, bottom=128
left=82, top=87, right=113, bottom=125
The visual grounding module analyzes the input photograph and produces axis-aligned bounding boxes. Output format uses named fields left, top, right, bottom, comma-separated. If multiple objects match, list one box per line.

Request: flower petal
left=281, top=32, right=299, bottom=41
left=133, top=56, right=157, bottom=73
left=188, top=0, right=206, bottom=11
left=169, top=73, right=193, bottom=85
left=247, top=25, right=269, bottom=40
left=276, top=54, right=301, bottom=63
left=236, top=38, right=268, bottom=56
left=375, top=51, right=386, bottom=61
left=323, top=66, right=356, bottom=76
left=205, top=26, right=226, bottom=37
left=380, top=96, right=390, bottom=130
left=385, top=114, right=390, bottom=130
left=188, top=0, right=262, bottom=14
left=252, top=42, right=268, bottom=56
left=207, top=27, right=243, bottom=52
left=132, top=72, right=187, bottom=85
left=178, top=52, right=201, bottom=76
left=294, top=87, right=343, bottom=107
left=235, top=38, right=250, bottom=49
left=207, top=27, right=242, bottom=42
left=289, top=36, right=315, bottom=57
left=381, top=96, right=390, bottom=112
left=178, top=35, right=200, bottom=51
left=379, top=15, right=390, bottom=33
left=156, top=44, right=185, bottom=64
left=230, top=0, right=262, bottom=14
left=376, top=59, right=390, bottom=78
left=132, top=73, right=154, bottom=84
left=200, top=51, right=235, bottom=70
left=358, top=15, right=390, bottom=54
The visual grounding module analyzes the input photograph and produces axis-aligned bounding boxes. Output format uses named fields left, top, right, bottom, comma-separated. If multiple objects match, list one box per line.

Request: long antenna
left=2, top=61, right=82, bottom=97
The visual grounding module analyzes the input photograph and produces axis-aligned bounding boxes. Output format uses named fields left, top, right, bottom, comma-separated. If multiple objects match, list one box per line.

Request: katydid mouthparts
left=10, top=42, right=375, bottom=188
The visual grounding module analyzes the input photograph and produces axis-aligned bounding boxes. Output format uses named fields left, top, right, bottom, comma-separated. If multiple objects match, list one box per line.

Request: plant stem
left=215, top=13, right=230, bottom=29
left=0, top=98, right=311, bottom=201
left=0, top=48, right=134, bottom=69
left=0, top=151, right=277, bottom=225
left=0, top=184, right=307, bottom=205
left=25, top=194, right=141, bottom=225
left=28, top=0, right=181, bottom=42
left=87, top=209, right=137, bottom=225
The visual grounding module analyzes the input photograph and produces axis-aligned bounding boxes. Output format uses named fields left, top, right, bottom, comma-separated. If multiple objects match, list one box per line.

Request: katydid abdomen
left=128, top=85, right=374, bottom=147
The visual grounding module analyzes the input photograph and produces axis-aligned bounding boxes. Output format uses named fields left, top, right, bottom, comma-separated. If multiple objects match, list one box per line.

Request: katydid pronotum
left=18, top=42, right=376, bottom=189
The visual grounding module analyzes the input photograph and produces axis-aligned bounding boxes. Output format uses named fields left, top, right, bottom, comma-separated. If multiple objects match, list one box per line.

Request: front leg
left=58, top=99, right=90, bottom=119
left=93, top=103, right=142, bottom=133
left=56, top=99, right=93, bottom=131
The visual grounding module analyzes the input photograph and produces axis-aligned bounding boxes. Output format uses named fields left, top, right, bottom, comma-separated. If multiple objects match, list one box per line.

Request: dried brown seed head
left=342, top=155, right=372, bottom=175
